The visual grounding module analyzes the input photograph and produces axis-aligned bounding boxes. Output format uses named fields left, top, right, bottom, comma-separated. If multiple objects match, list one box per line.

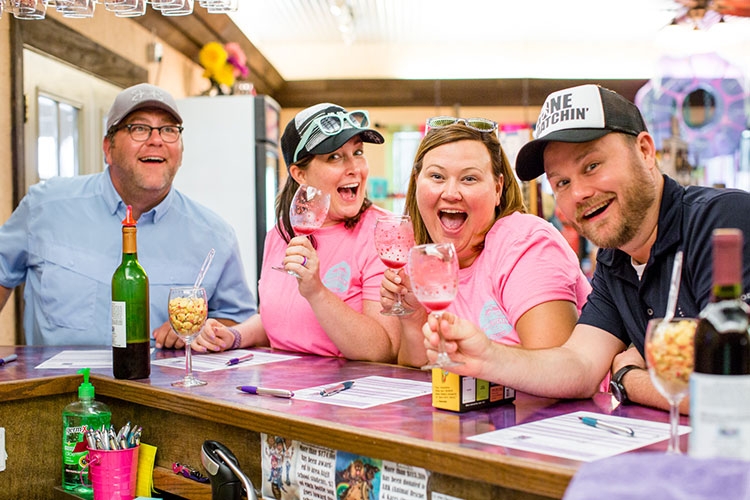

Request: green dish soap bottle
left=62, top=368, right=111, bottom=498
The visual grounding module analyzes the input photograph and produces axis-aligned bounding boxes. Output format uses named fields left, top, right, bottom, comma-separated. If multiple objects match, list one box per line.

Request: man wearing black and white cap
left=0, top=83, right=255, bottom=347
left=422, top=84, right=750, bottom=411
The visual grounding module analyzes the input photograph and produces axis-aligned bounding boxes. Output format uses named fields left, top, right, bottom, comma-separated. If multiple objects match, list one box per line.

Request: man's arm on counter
left=612, top=345, right=690, bottom=414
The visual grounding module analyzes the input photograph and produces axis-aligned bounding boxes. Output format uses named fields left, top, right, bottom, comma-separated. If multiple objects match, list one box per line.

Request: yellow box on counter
left=431, top=369, right=515, bottom=412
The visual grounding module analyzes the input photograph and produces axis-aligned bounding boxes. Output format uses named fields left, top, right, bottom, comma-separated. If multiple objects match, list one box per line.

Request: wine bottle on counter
left=690, top=228, right=750, bottom=459
left=112, top=205, right=151, bottom=380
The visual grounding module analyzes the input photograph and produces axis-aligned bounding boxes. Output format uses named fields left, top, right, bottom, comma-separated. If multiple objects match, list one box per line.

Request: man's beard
left=572, top=159, right=656, bottom=249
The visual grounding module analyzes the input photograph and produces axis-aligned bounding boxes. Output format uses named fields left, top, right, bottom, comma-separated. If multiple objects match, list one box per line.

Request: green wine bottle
left=111, top=205, right=150, bottom=379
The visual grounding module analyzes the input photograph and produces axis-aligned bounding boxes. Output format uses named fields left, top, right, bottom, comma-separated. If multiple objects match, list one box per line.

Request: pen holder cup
left=80, top=445, right=140, bottom=500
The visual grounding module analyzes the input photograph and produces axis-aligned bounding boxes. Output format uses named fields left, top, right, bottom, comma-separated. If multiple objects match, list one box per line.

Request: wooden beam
left=16, top=17, right=147, bottom=88
left=131, top=8, right=285, bottom=97
left=273, top=78, right=650, bottom=108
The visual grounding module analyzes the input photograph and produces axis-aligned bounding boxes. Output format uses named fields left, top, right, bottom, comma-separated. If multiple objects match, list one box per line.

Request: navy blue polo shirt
left=578, top=175, right=750, bottom=356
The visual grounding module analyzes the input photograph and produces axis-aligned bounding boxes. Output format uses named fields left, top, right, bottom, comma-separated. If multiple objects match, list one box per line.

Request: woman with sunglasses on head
left=193, top=103, right=400, bottom=362
left=381, top=118, right=592, bottom=367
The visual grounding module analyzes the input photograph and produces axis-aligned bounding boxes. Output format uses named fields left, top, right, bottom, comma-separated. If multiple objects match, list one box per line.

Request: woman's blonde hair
left=405, top=124, right=526, bottom=246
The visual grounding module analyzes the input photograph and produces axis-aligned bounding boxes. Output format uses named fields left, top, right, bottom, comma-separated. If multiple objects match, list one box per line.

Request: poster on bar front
left=260, top=433, right=429, bottom=500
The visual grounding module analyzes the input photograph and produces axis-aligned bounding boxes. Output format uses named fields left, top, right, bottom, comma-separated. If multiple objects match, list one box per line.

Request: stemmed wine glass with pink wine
left=272, top=184, right=330, bottom=278
left=408, top=242, right=462, bottom=370
left=374, top=215, right=415, bottom=315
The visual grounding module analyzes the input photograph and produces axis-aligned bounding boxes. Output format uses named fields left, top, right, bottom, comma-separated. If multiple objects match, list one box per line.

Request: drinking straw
left=193, top=248, right=216, bottom=289
left=664, top=250, right=684, bottom=322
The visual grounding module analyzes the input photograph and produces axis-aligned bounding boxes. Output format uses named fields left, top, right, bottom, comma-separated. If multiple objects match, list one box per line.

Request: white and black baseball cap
left=280, top=103, right=384, bottom=169
left=515, top=84, right=647, bottom=181
left=105, top=83, right=182, bottom=134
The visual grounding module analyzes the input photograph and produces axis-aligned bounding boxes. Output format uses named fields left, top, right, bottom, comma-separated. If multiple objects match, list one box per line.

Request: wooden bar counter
left=0, top=346, right=678, bottom=500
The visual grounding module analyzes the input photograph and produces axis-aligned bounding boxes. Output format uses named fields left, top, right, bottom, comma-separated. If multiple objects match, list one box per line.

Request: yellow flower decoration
left=199, top=42, right=228, bottom=74
left=212, top=63, right=236, bottom=87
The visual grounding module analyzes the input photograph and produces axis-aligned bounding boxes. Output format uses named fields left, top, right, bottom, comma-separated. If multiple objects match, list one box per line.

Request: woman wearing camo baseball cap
left=193, top=103, right=402, bottom=362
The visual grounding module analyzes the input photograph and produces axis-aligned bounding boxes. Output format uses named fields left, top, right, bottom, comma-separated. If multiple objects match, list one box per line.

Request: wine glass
left=374, top=215, right=415, bottom=315
left=168, top=286, right=208, bottom=387
left=272, top=184, right=331, bottom=278
left=408, top=243, right=462, bottom=370
left=644, top=317, right=698, bottom=453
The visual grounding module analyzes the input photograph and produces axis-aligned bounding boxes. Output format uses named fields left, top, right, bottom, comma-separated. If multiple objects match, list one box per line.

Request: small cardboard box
left=431, top=370, right=515, bottom=412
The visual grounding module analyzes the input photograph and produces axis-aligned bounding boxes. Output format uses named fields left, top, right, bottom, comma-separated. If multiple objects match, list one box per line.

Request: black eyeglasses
left=121, top=123, right=183, bottom=143
left=425, top=116, right=498, bottom=133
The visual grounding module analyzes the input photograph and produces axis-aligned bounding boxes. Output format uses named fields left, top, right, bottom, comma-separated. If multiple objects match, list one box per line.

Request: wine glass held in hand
left=168, top=286, right=209, bottom=387
left=272, top=184, right=331, bottom=278
left=408, top=242, right=462, bottom=370
left=374, top=215, right=415, bottom=315
left=644, top=317, right=698, bottom=454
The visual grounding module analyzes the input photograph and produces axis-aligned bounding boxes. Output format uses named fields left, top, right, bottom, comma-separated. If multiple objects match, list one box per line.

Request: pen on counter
left=320, top=381, right=354, bottom=397
left=226, top=353, right=255, bottom=366
left=0, top=354, right=18, bottom=366
left=578, top=416, right=635, bottom=437
left=236, top=385, right=294, bottom=399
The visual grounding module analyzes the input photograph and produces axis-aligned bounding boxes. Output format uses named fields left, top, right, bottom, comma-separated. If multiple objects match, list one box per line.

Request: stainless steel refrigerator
left=174, top=95, right=280, bottom=296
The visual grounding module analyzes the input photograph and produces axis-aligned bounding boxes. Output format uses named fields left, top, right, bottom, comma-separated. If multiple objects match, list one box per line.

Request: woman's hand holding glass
left=282, top=236, right=325, bottom=298
left=191, top=318, right=233, bottom=353
left=379, top=268, right=422, bottom=317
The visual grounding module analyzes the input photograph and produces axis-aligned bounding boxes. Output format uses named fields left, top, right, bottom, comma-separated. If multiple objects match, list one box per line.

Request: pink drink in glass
left=408, top=242, right=461, bottom=370
left=374, top=215, right=415, bottom=315
left=273, top=184, right=330, bottom=278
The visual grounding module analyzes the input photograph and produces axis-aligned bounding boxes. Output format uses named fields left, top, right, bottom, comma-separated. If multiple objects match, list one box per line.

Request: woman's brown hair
left=405, top=124, right=526, bottom=246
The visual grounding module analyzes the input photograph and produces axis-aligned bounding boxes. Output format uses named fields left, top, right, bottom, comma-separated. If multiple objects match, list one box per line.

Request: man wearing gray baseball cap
left=0, top=83, right=256, bottom=347
left=419, top=84, right=750, bottom=414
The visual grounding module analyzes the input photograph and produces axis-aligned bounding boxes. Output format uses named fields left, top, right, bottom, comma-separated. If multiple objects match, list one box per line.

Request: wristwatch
left=609, top=365, right=643, bottom=404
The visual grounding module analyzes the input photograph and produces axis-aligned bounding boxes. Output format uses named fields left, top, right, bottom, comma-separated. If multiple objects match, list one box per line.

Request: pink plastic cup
left=81, top=445, right=139, bottom=500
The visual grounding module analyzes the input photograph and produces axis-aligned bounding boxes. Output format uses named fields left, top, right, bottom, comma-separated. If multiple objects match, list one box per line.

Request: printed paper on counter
left=151, top=349, right=300, bottom=372
left=293, top=375, right=432, bottom=409
left=467, top=410, right=691, bottom=462
left=35, top=349, right=152, bottom=369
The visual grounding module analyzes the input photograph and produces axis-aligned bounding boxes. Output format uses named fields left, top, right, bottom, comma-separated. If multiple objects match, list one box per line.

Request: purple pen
left=226, top=353, right=254, bottom=366
left=0, top=354, right=17, bottom=366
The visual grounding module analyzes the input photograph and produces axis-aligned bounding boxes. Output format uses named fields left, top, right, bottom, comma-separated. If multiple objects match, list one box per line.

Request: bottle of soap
left=62, top=368, right=111, bottom=498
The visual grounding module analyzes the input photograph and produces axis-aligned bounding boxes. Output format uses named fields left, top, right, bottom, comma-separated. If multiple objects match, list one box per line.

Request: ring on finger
left=301, top=256, right=307, bottom=267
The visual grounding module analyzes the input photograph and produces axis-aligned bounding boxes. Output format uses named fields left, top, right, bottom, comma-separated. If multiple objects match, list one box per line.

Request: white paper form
left=34, top=349, right=152, bottom=369
left=467, top=410, right=691, bottom=462
left=150, top=349, right=300, bottom=372
left=293, top=375, right=432, bottom=409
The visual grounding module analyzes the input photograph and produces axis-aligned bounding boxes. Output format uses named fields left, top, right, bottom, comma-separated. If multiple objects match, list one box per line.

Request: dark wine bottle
left=690, top=228, right=750, bottom=459
left=112, top=205, right=150, bottom=380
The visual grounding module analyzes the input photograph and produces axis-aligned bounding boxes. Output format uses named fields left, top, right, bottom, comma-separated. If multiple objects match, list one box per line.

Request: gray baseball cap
left=105, top=83, right=183, bottom=134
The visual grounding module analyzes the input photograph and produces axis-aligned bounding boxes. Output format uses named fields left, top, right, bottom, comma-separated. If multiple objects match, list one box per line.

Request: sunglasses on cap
left=293, top=110, right=371, bottom=164
left=426, top=116, right=498, bottom=133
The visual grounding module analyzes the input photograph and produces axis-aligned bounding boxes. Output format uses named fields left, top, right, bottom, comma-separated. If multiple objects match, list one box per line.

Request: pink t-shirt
left=449, top=212, right=592, bottom=346
left=258, top=205, right=390, bottom=356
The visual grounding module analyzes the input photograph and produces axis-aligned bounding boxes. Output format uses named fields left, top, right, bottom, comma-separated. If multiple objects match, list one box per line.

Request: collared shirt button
left=647, top=308, right=654, bottom=316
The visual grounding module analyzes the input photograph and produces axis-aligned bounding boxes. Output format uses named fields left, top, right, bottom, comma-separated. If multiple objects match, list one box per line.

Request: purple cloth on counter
left=563, top=452, right=750, bottom=500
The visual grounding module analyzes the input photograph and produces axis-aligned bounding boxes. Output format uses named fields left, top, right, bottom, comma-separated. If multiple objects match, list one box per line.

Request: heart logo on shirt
left=479, top=299, right=512, bottom=341
left=323, top=262, right=351, bottom=293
